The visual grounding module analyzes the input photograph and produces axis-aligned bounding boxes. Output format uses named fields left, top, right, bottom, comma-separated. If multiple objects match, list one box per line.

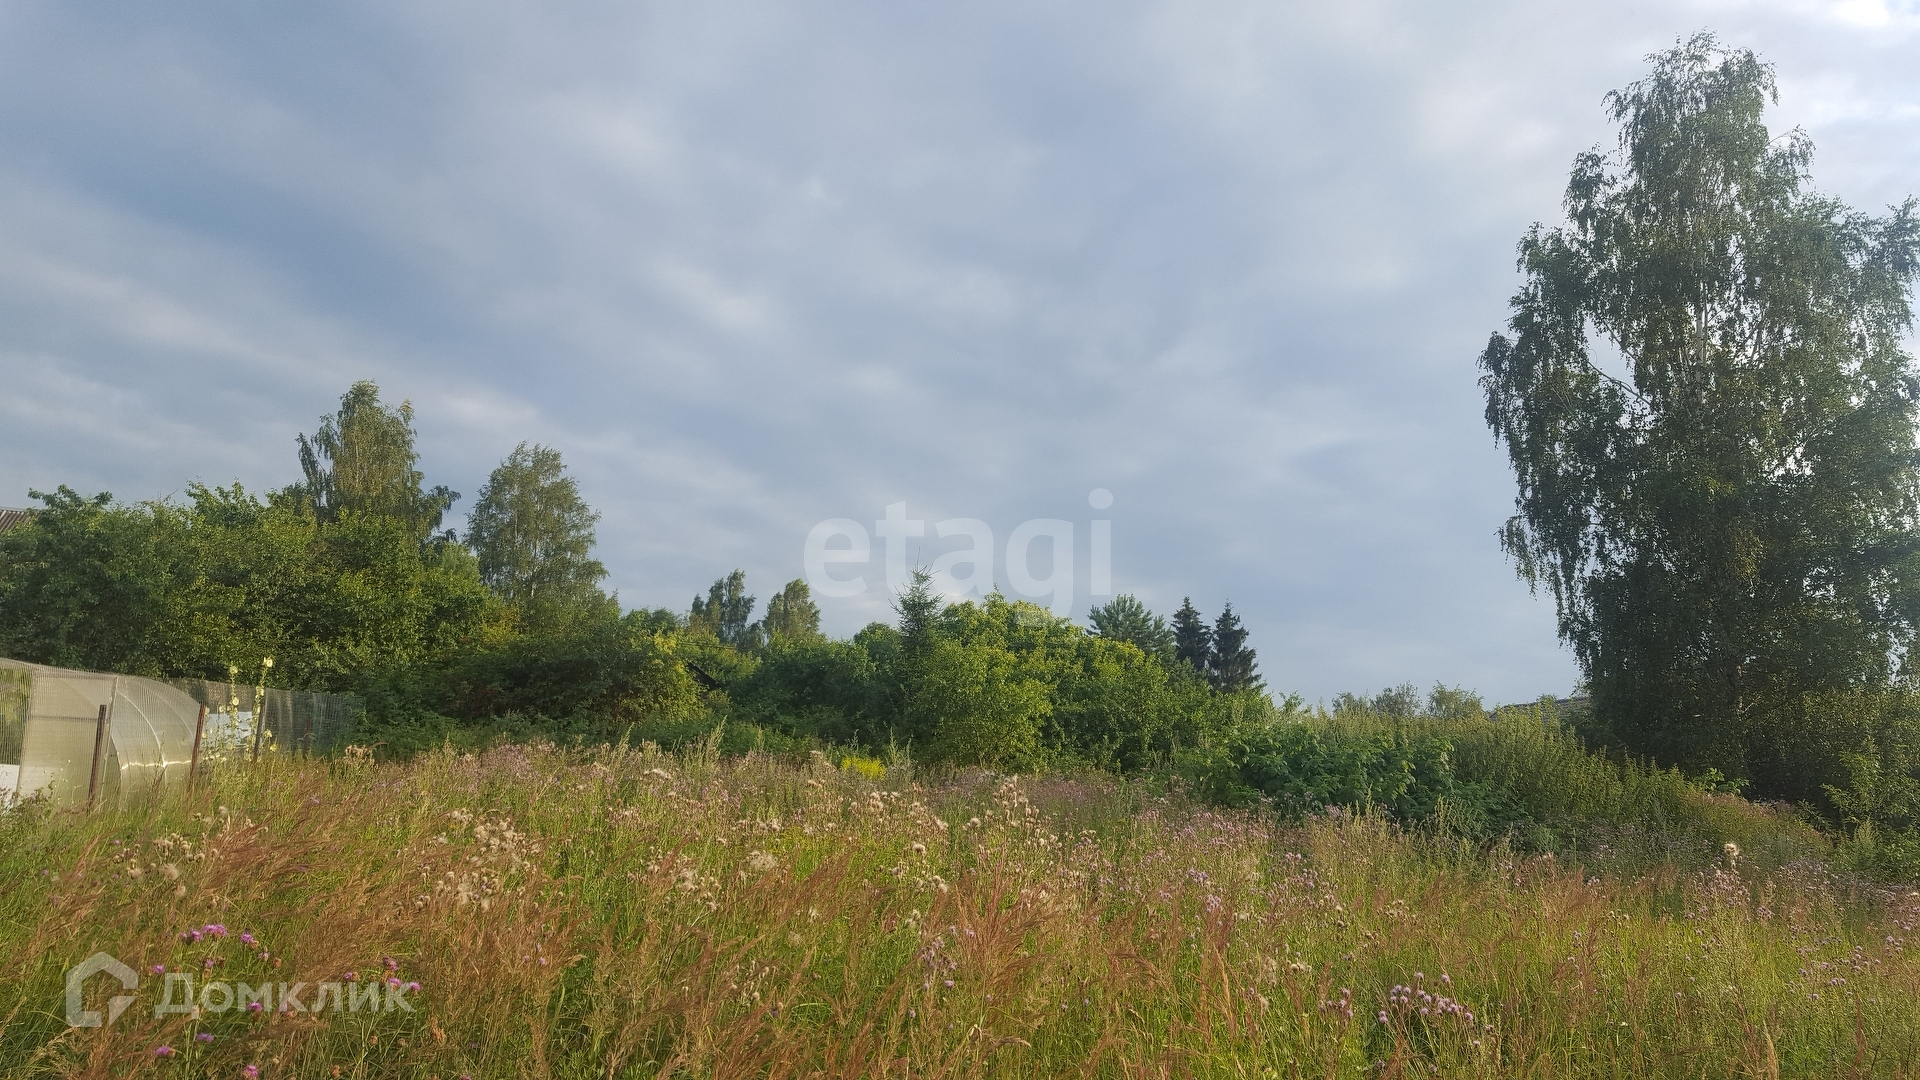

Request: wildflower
left=247, top=1001, right=263, bottom=1013
left=161, top=865, right=181, bottom=882
left=344, top=971, right=357, bottom=982
left=910, top=842, right=927, bottom=855
left=243, top=1067, right=260, bottom=1080
left=240, top=933, right=256, bottom=946
left=155, top=1046, right=176, bottom=1058
left=404, top=981, right=420, bottom=993
left=151, top=964, right=166, bottom=975
left=383, top=956, right=398, bottom=971
left=197, top=1032, right=214, bottom=1043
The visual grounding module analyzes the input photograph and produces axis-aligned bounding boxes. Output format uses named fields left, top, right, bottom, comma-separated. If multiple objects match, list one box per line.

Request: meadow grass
left=2, top=741, right=1917, bottom=1078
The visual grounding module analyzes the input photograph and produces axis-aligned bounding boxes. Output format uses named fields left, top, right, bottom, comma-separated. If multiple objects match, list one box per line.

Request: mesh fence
left=0, top=657, right=362, bottom=807
left=165, top=680, right=362, bottom=760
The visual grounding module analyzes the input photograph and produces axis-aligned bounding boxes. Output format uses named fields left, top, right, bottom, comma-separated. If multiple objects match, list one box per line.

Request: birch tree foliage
left=1479, top=34, right=1920, bottom=793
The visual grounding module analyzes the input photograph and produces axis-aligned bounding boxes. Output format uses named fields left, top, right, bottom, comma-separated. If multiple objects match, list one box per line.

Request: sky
left=1, top=1, right=1916, bottom=706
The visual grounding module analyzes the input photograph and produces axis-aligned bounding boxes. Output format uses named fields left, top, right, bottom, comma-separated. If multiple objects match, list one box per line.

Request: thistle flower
left=155, top=1046, right=176, bottom=1058
left=243, top=1067, right=260, bottom=1080
left=240, top=933, right=256, bottom=946
left=196, top=1032, right=214, bottom=1044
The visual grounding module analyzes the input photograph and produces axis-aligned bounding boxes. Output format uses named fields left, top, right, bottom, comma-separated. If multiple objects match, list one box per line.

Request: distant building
left=0, top=507, right=34, bottom=534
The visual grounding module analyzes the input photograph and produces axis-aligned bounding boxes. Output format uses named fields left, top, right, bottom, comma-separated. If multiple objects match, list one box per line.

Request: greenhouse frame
left=0, top=659, right=359, bottom=808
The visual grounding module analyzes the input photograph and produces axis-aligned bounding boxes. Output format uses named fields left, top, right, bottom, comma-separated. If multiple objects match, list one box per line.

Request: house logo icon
left=65, top=952, right=138, bottom=1028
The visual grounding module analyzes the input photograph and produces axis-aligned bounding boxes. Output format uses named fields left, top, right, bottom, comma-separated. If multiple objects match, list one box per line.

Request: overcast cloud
left=1, top=0, right=1915, bottom=704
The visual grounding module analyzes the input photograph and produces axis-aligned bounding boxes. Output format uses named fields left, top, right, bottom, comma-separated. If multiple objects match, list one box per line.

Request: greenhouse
left=0, top=659, right=359, bottom=808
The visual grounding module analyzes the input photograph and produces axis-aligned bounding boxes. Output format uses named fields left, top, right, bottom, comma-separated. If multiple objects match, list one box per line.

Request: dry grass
left=3, top=742, right=1918, bottom=1078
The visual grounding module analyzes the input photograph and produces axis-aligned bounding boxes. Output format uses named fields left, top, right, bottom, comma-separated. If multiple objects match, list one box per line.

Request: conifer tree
left=1207, top=602, right=1261, bottom=692
left=1171, top=598, right=1212, bottom=677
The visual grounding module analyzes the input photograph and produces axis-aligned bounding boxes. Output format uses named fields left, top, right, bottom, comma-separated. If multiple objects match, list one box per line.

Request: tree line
left=0, top=380, right=1274, bottom=768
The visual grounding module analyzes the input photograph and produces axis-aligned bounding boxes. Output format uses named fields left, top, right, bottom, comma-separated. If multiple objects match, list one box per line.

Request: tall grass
left=2, top=742, right=1915, bottom=1078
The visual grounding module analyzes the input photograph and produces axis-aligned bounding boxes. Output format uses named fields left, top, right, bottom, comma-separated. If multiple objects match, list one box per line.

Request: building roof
left=0, top=507, right=35, bottom=534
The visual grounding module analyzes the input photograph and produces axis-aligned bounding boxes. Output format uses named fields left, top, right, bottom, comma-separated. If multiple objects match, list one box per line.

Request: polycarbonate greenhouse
left=0, top=659, right=359, bottom=808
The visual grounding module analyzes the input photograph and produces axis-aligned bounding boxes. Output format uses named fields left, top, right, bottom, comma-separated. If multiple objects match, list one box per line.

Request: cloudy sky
left=1, top=1, right=1915, bottom=704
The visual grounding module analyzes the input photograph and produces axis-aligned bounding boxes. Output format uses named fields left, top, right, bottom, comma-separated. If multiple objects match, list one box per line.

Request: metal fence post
left=187, top=704, right=207, bottom=795
left=86, top=703, right=108, bottom=809
left=250, top=688, right=264, bottom=763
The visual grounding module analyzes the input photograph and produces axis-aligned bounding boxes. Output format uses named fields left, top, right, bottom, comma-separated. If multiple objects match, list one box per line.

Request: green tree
left=1478, top=35, right=1920, bottom=795
left=466, top=443, right=609, bottom=623
left=0, top=483, right=501, bottom=688
left=689, top=570, right=759, bottom=651
left=296, top=381, right=458, bottom=542
left=0, top=487, right=191, bottom=675
left=1171, top=598, right=1212, bottom=677
left=761, top=578, right=822, bottom=644
left=1427, top=683, right=1486, bottom=721
left=1334, top=684, right=1422, bottom=718
left=1207, top=602, right=1261, bottom=692
left=914, top=635, right=1050, bottom=767
left=1088, top=594, right=1175, bottom=660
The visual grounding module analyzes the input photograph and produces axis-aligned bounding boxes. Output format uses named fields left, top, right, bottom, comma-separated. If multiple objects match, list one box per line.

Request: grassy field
left=3, top=740, right=1919, bottom=1078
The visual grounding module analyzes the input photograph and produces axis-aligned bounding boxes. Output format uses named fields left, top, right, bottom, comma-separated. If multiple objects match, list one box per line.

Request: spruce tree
left=1171, top=598, right=1212, bottom=677
left=1207, top=602, right=1261, bottom=692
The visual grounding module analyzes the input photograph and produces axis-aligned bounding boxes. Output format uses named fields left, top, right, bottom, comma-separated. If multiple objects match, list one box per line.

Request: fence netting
left=0, top=658, right=361, bottom=807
